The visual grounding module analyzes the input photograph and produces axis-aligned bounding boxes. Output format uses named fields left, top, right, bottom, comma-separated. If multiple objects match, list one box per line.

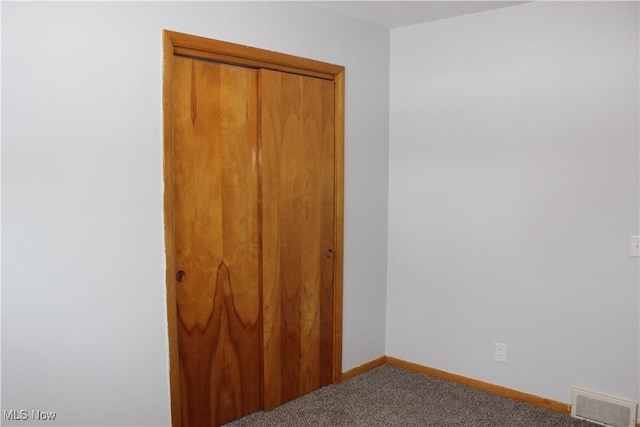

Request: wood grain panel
left=260, top=69, right=335, bottom=409
left=172, top=56, right=261, bottom=426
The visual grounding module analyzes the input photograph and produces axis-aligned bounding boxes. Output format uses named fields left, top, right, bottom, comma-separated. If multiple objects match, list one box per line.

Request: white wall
left=388, top=1, right=639, bottom=405
left=1, top=2, right=389, bottom=425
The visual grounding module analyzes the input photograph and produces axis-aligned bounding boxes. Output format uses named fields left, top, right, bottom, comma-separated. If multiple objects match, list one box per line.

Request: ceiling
left=310, top=1, right=529, bottom=29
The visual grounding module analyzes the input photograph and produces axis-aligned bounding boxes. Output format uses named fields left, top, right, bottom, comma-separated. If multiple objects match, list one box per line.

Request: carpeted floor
left=224, top=364, right=596, bottom=426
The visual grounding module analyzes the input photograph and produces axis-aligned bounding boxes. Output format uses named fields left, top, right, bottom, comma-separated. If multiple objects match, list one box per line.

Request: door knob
left=176, top=270, right=187, bottom=282
left=325, top=249, right=333, bottom=259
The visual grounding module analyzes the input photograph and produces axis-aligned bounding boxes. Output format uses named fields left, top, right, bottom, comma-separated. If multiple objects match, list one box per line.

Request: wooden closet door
left=259, top=69, right=336, bottom=409
left=171, top=56, right=261, bottom=426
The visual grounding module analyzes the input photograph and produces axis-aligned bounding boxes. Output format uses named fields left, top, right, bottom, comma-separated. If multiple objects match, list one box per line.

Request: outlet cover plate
left=494, top=342, right=507, bottom=363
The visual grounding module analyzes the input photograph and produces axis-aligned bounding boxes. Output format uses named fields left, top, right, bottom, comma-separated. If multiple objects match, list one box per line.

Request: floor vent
left=571, top=387, right=637, bottom=427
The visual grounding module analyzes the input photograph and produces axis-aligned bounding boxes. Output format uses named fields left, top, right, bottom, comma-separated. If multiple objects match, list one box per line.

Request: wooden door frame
left=162, top=30, right=344, bottom=426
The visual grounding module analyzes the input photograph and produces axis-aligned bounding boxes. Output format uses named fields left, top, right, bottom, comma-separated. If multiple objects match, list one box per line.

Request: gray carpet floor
left=224, top=364, right=596, bottom=426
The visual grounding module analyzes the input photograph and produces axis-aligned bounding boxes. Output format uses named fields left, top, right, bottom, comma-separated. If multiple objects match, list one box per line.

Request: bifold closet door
left=171, top=56, right=261, bottom=426
left=260, top=69, right=336, bottom=409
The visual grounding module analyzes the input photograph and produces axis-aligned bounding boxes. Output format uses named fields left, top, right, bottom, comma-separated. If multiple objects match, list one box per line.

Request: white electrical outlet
left=494, top=342, right=507, bottom=363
